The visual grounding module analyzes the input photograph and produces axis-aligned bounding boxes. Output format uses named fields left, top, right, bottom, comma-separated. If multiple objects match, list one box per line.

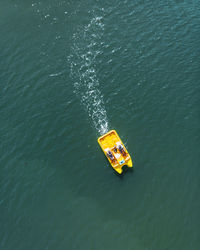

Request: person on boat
left=118, top=144, right=127, bottom=156
left=107, top=150, right=115, bottom=161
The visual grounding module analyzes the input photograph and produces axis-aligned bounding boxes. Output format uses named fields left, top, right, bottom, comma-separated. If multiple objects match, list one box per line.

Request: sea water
left=0, top=1, right=199, bottom=249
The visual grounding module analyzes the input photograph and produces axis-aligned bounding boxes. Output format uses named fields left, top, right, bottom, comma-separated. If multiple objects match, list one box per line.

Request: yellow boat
left=98, top=130, right=133, bottom=174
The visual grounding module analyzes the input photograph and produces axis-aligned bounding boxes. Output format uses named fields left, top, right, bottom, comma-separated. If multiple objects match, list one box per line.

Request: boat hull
left=98, top=130, right=133, bottom=174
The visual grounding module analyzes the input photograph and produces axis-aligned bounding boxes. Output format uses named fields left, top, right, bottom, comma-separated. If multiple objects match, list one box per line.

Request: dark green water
left=0, top=1, right=200, bottom=249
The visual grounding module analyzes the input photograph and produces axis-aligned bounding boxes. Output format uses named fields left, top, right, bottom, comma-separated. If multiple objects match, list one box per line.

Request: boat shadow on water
left=113, top=164, right=134, bottom=178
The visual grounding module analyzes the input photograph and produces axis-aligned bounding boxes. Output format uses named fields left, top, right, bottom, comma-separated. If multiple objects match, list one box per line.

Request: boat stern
left=127, top=158, right=133, bottom=168
left=114, top=166, right=123, bottom=174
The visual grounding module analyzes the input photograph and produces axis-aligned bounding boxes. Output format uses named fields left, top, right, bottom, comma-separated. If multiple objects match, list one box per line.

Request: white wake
left=68, top=14, right=109, bottom=135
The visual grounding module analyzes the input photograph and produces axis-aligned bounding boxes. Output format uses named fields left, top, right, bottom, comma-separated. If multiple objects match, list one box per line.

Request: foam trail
left=68, top=13, right=109, bottom=135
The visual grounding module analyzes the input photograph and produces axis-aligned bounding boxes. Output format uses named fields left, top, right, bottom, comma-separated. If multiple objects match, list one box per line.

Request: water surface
left=0, top=1, right=199, bottom=249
